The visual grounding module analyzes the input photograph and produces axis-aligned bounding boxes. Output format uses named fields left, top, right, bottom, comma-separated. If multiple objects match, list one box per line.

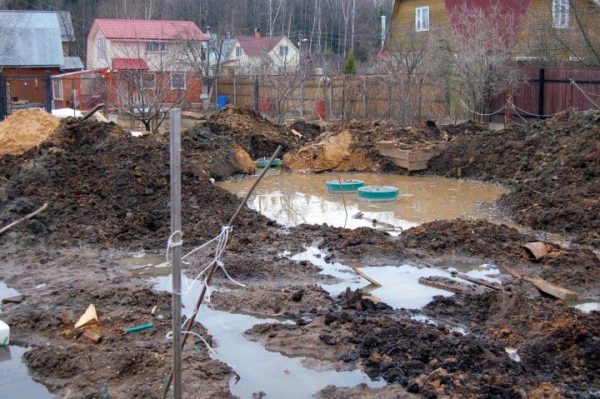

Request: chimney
left=254, top=28, right=261, bottom=39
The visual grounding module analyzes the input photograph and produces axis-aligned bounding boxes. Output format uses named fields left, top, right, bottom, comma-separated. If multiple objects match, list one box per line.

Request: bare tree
left=106, top=26, right=201, bottom=133
left=445, top=4, right=523, bottom=119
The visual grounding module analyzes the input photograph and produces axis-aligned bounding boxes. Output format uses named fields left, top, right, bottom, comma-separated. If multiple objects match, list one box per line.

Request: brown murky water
left=219, top=173, right=509, bottom=231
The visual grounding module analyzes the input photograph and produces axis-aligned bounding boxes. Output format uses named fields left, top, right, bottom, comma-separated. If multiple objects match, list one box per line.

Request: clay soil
left=427, top=111, right=600, bottom=248
left=0, top=110, right=599, bottom=398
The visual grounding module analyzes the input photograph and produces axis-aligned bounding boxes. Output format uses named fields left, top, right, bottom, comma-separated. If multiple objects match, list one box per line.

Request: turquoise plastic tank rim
left=326, top=179, right=365, bottom=192
left=357, top=185, right=400, bottom=201
left=255, top=158, right=282, bottom=168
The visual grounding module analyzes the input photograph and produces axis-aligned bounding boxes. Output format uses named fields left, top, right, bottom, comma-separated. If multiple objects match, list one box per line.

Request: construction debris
left=75, top=304, right=99, bottom=329
left=522, top=242, right=549, bottom=261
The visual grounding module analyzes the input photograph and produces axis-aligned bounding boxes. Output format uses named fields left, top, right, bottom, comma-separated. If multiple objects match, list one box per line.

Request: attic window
left=236, top=46, right=242, bottom=57
left=416, top=6, right=430, bottom=32
left=552, top=0, right=569, bottom=29
left=146, top=42, right=166, bottom=52
left=279, top=45, right=289, bottom=57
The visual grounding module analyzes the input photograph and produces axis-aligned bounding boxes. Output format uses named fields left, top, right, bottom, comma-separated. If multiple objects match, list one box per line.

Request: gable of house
left=0, top=11, right=64, bottom=68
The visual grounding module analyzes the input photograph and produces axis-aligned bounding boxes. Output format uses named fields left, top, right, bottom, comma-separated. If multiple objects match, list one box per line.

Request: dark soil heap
left=208, top=105, right=302, bottom=158
left=0, top=119, right=270, bottom=249
left=428, top=111, right=600, bottom=247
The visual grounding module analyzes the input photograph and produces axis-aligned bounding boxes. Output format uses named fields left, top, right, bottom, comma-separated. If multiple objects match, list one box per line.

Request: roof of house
left=235, top=35, right=286, bottom=57
left=62, top=56, right=84, bottom=70
left=0, top=10, right=75, bottom=42
left=112, top=58, right=150, bottom=70
left=0, top=11, right=64, bottom=67
left=95, top=19, right=207, bottom=41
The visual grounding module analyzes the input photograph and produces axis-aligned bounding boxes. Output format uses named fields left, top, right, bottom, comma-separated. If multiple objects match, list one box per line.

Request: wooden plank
left=501, top=265, right=579, bottom=301
left=455, top=273, right=500, bottom=290
left=418, top=277, right=465, bottom=294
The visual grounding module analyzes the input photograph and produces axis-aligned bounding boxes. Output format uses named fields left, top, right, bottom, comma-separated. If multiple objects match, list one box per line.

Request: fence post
left=538, top=68, right=545, bottom=118
left=253, top=76, right=259, bottom=112
left=169, top=108, right=183, bottom=399
left=0, top=73, right=6, bottom=121
left=233, top=77, right=237, bottom=105
left=363, top=77, right=368, bottom=119
left=45, top=71, right=52, bottom=113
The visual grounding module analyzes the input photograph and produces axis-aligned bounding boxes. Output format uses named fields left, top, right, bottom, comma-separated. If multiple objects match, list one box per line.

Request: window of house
left=552, top=0, right=569, bottom=29
left=52, top=79, right=63, bottom=100
left=279, top=45, right=289, bottom=57
left=146, top=42, right=166, bottom=52
left=415, top=6, right=430, bottom=32
left=235, top=46, right=242, bottom=57
left=171, top=73, right=186, bottom=90
left=142, top=73, right=156, bottom=89
left=97, top=37, right=107, bottom=60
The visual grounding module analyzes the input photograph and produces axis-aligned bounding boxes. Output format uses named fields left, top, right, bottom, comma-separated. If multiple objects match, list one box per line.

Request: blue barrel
left=217, top=95, right=229, bottom=110
left=326, top=179, right=365, bottom=192
left=358, top=186, right=400, bottom=201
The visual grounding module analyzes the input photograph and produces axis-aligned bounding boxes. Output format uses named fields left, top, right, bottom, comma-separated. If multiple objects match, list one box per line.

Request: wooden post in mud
left=169, top=108, right=183, bottom=399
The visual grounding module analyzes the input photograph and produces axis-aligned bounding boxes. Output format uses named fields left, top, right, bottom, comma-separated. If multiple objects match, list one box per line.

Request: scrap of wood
left=290, top=128, right=303, bottom=138
left=418, top=277, right=465, bottom=294
left=82, top=103, right=105, bottom=121
left=351, top=266, right=382, bottom=287
left=455, top=273, right=500, bottom=290
left=182, top=111, right=205, bottom=120
left=75, top=304, right=99, bottom=329
left=0, top=203, right=48, bottom=236
left=501, top=265, right=579, bottom=301
left=522, top=242, right=549, bottom=261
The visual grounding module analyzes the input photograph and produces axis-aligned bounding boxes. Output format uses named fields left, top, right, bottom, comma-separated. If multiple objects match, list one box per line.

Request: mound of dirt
left=427, top=111, right=600, bottom=247
left=0, top=118, right=268, bottom=249
left=400, top=219, right=600, bottom=293
left=283, top=130, right=377, bottom=172
left=289, top=120, right=323, bottom=140
left=208, top=106, right=302, bottom=158
left=181, top=126, right=255, bottom=179
left=0, top=110, right=60, bottom=155
left=282, top=120, right=480, bottom=173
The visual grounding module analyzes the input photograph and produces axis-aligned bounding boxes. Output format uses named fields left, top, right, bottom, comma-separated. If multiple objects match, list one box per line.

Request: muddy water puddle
left=220, top=173, right=508, bottom=231
left=0, top=283, right=53, bottom=399
left=291, top=247, right=500, bottom=310
left=153, top=276, right=385, bottom=398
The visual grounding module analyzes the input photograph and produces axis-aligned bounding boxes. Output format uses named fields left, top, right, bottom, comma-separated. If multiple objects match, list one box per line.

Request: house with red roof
left=223, top=30, right=300, bottom=75
left=83, top=18, right=208, bottom=108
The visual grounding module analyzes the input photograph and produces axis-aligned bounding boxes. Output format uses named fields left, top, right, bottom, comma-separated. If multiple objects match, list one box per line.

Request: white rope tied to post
left=512, top=103, right=561, bottom=119
left=459, top=99, right=505, bottom=116
left=166, top=326, right=216, bottom=355
left=571, top=79, right=600, bottom=109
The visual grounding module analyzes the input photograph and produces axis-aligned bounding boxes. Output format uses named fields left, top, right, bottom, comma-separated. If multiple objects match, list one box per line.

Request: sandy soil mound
left=427, top=111, right=600, bottom=247
left=208, top=105, right=303, bottom=158
left=0, top=118, right=268, bottom=249
left=283, top=130, right=377, bottom=172
left=0, top=110, right=60, bottom=155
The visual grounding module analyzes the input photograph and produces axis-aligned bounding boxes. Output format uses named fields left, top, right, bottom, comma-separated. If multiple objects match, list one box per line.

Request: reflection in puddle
left=291, top=247, right=501, bottom=310
left=0, top=346, right=53, bottom=399
left=0, top=283, right=53, bottom=398
left=220, top=173, right=508, bottom=231
left=153, top=276, right=385, bottom=398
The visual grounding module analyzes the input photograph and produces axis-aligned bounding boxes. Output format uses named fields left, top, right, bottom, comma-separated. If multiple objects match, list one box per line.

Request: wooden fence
left=490, top=66, right=600, bottom=123
left=214, top=74, right=448, bottom=123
